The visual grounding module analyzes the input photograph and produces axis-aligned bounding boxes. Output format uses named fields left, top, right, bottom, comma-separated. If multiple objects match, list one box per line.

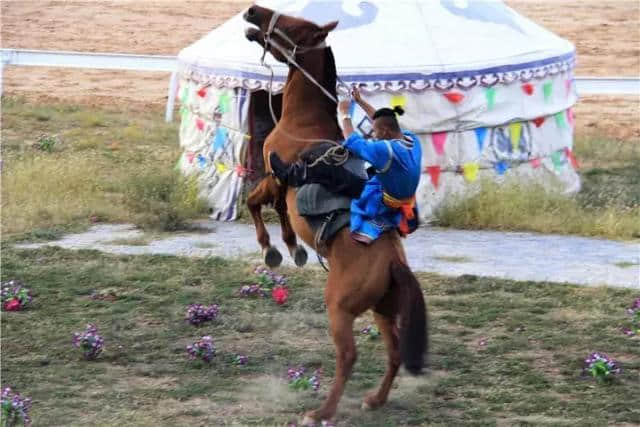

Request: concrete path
left=15, top=223, right=639, bottom=289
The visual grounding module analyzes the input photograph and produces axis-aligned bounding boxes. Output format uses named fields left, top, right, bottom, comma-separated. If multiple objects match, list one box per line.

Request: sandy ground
left=1, top=0, right=639, bottom=140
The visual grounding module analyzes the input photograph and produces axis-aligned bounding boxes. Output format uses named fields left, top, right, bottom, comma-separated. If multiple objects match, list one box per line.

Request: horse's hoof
left=362, top=393, right=384, bottom=411
left=301, top=415, right=317, bottom=426
left=263, top=246, right=283, bottom=268
left=292, top=245, right=308, bottom=267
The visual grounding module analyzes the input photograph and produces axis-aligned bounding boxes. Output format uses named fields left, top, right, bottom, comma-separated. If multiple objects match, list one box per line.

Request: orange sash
left=382, top=192, right=416, bottom=236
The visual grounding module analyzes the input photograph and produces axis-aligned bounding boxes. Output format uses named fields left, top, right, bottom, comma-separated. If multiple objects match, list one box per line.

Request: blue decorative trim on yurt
left=179, top=51, right=575, bottom=93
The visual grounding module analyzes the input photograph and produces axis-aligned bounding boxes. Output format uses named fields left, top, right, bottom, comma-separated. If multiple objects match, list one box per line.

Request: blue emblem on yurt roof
left=291, top=1, right=378, bottom=30
left=440, top=0, right=524, bottom=34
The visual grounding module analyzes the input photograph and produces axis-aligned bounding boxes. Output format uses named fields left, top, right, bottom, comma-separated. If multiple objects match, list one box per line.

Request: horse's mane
left=323, top=47, right=342, bottom=137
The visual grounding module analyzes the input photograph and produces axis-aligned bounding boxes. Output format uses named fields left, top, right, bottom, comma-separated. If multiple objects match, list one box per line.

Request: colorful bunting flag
left=426, top=165, right=441, bottom=189
left=390, top=94, right=407, bottom=109
left=235, top=164, right=251, bottom=178
left=212, top=127, right=228, bottom=152
left=509, top=122, right=522, bottom=152
left=196, top=118, right=205, bottom=131
left=197, top=154, right=207, bottom=170
left=462, top=162, right=479, bottom=182
left=521, top=83, right=534, bottom=95
left=216, top=162, right=229, bottom=173
left=186, top=151, right=195, bottom=164
left=485, top=88, right=496, bottom=111
left=532, top=117, right=545, bottom=128
left=197, top=87, right=207, bottom=98
left=431, top=132, right=447, bottom=155
left=474, top=127, right=487, bottom=153
left=564, top=147, right=579, bottom=169
left=543, top=82, right=553, bottom=102
left=218, top=91, right=231, bottom=113
left=530, top=158, right=541, bottom=169
left=565, top=79, right=572, bottom=95
left=551, top=150, right=564, bottom=171
left=444, top=92, right=464, bottom=104
left=566, top=107, right=575, bottom=128
left=494, top=160, right=509, bottom=175
left=555, top=111, right=567, bottom=129
left=180, top=85, right=189, bottom=104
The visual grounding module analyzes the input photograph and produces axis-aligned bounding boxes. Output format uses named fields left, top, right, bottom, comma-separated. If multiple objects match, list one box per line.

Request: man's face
left=372, top=120, right=392, bottom=140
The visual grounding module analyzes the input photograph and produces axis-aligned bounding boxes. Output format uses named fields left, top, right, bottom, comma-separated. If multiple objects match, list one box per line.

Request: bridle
left=261, top=12, right=340, bottom=104
left=257, top=11, right=350, bottom=157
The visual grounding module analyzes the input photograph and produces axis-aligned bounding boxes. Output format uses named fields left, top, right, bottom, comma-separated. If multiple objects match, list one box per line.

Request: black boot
left=269, top=152, right=307, bottom=187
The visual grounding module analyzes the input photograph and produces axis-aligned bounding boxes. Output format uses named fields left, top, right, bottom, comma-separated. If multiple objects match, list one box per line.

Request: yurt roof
left=178, top=0, right=575, bottom=93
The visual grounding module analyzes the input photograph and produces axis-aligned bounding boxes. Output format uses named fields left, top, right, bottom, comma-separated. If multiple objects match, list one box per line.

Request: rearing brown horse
left=244, top=5, right=427, bottom=425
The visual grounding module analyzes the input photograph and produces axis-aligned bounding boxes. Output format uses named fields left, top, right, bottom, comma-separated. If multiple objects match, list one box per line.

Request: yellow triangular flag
left=390, top=94, right=407, bottom=109
left=509, top=122, right=522, bottom=152
left=216, top=162, right=228, bottom=173
left=463, top=162, right=479, bottom=182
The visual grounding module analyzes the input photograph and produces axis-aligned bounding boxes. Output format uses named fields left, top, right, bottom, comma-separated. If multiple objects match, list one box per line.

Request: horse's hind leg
left=302, top=306, right=356, bottom=425
left=247, top=177, right=283, bottom=267
left=274, top=189, right=307, bottom=267
left=362, top=311, right=401, bottom=410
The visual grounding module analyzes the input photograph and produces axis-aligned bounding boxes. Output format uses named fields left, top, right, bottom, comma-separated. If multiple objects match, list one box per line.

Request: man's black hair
left=373, top=106, right=404, bottom=132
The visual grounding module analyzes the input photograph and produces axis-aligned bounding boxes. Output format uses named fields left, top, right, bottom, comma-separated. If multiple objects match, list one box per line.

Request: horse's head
left=244, top=4, right=338, bottom=63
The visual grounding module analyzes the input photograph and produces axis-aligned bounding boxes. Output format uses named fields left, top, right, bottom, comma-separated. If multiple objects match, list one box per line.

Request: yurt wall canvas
left=177, top=82, right=250, bottom=221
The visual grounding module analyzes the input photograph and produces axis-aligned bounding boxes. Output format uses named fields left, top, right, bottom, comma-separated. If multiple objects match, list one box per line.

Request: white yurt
left=176, top=0, right=579, bottom=221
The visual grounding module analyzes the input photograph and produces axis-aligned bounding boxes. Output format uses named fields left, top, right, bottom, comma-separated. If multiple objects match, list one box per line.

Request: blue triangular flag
left=494, top=160, right=509, bottom=175
left=197, top=154, right=207, bottom=170
left=474, top=127, right=488, bottom=153
left=212, top=127, right=228, bottom=152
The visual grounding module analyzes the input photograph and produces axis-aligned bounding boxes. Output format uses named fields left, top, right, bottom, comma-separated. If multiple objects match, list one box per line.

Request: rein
left=259, top=12, right=349, bottom=168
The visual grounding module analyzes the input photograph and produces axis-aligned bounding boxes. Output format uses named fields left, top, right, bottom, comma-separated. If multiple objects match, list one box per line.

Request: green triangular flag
left=485, top=88, right=496, bottom=111
left=180, top=84, right=189, bottom=104
left=551, top=151, right=564, bottom=171
left=555, top=111, right=567, bottom=129
left=218, top=91, right=232, bottom=114
left=174, top=155, right=183, bottom=171
left=543, top=82, right=553, bottom=103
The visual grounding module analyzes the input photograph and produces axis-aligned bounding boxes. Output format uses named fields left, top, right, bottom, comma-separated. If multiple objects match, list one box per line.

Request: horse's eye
left=246, top=6, right=256, bottom=17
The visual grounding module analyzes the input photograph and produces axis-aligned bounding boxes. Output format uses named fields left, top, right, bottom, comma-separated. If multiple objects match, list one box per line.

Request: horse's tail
left=390, top=261, right=428, bottom=375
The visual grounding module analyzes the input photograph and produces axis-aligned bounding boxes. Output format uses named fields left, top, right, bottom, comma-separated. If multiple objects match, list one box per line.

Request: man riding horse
left=269, top=87, right=422, bottom=244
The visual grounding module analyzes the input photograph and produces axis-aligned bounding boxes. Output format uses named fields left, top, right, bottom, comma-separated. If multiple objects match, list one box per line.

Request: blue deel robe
left=342, top=130, right=422, bottom=243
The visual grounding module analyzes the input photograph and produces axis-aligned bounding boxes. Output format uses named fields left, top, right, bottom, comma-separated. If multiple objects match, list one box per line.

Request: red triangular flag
left=564, top=147, right=579, bottom=169
left=186, top=151, right=195, bottom=164
left=444, top=92, right=464, bottom=104
left=197, top=87, right=207, bottom=98
left=530, top=158, right=541, bottom=168
left=426, top=166, right=441, bottom=189
left=566, top=107, right=575, bottom=128
left=521, top=83, right=534, bottom=95
left=532, top=117, right=545, bottom=128
left=196, top=118, right=205, bottom=131
left=431, top=132, right=447, bottom=155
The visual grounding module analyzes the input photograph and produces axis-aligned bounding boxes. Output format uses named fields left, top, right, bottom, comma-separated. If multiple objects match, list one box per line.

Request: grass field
left=2, top=97, right=638, bottom=240
left=1, top=245, right=639, bottom=426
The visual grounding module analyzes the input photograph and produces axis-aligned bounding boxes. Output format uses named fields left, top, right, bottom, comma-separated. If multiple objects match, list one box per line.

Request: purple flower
left=238, top=284, right=267, bottom=298
left=360, top=324, right=380, bottom=339
left=1, top=387, right=32, bottom=426
left=185, top=303, right=219, bottom=326
left=233, top=354, right=248, bottom=366
left=253, top=266, right=287, bottom=289
left=72, top=324, right=104, bottom=360
left=287, top=365, right=322, bottom=391
left=584, top=352, right=621, bottom=381
left=621, top=327, right=635, bottom=336
left=187, top=336, right=215, bottom=363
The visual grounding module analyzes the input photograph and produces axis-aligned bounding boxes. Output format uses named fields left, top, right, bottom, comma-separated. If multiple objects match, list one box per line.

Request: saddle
left=295, top=148, right=367, bottom=252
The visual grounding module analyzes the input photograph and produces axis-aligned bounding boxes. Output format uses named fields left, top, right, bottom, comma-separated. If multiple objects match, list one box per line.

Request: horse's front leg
left=247, top=176, right=283, bottom=267
left=274, top=188, right=308, bottom=267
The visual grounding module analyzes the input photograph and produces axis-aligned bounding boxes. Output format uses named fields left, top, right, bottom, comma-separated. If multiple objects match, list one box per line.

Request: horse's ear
left=321, top=20, right=339, bottom=33
left=312, top=20, right=339, bottom=44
